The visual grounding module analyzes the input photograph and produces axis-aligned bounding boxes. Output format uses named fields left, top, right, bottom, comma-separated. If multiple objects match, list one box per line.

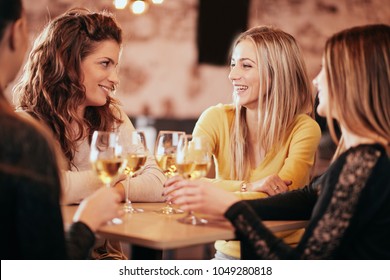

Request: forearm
left=224, top=201, right=298, bottom=259
left=127, top=154, right=166, bottom=202
left=244, top=185, right=317, bottom=220
left=278, top=116, right=321, bottom=189
left=201, top=177, right=242, bottom=191
left=60, top=170, right=102, bottom=205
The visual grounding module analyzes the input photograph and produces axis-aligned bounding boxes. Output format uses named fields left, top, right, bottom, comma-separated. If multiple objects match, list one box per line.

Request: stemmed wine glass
left=154, top=130, right=185, bottom=214
left=122, top=130, right=148, bottom=213
left=176, top=134, right=211, bottom=225
left=90, top=130, right=128, bottom=224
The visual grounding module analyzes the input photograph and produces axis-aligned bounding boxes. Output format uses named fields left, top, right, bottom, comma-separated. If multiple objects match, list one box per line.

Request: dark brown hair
left=15, top=8, right=123, bottom=165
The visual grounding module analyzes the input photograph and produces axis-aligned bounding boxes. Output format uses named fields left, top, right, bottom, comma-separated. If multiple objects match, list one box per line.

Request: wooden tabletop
left=62, top=202, right=308, bottom=250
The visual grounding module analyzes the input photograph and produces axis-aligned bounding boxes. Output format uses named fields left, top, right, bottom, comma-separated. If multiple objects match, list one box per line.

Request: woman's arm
left=276, top=115, right=321, bottom=190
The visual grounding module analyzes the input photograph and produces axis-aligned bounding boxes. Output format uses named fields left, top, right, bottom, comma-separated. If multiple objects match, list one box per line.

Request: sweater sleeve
left=224, top=184, right=317, bottom=259
left=60, top=170, right=102, bottom=204
left=193, top=104, right=244, bottom=191
left=224, top=201, right=299, bottom=259
left=60, top=107, right=166, bottom=204
left=65, top=222, right=95, bottom=259
left=277, top=115, right=321, bottom=190
left=243, top=183, right=318, bottom=220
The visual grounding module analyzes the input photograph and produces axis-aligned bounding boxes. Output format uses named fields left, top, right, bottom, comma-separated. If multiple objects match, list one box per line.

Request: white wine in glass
left=177, top=134, right=211, bottom=225
left=123, top=131, right=148, bottom=213
left=90, top=130, right=127, bottom=224
left=154, top=130, right=185, bottom=214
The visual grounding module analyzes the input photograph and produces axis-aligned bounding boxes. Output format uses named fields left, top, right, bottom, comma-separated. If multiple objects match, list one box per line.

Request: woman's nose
left=228, top=66, right=240, bottom=81
left=109, top=69, right=119, bottom=86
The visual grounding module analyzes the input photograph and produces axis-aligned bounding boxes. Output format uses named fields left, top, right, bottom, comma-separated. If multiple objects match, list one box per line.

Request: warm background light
left=130, top=0, right=149, bottom=15
left=113, top=0, right=128, bottom=10
left=7, top=0, right=389, bottom=120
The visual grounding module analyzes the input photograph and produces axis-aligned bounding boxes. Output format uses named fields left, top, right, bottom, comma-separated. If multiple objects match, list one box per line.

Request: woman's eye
left=230, top=62, right=236, bottom=68
left=243, top=64, right=252, bottom=68
left=101, top=61, right=110, bottom=67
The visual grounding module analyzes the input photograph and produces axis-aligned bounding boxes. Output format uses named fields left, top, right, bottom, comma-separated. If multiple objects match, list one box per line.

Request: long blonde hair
left=324, top=24, right=390, bottom=157
left=230, top=26, right=313, bottom=180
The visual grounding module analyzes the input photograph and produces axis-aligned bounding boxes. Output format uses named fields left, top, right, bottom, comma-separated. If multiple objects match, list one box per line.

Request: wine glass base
left=124, top=204, right=144, bottom=213
left=108, top=217, right=123, bottom=225
left=154, top=205, right=184, bottom=215
left=178, top=215, right=208, bottom=225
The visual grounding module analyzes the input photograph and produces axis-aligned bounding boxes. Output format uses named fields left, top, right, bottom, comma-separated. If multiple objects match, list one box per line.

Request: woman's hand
left=73, top=187, right=123, bottom=231
left=163, top=176, right=239, bottom=217
left=249, top=174, right=292, bottom=196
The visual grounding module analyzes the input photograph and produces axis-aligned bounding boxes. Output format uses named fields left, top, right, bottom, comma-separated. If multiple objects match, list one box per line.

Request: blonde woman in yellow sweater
left=184, top=26, right=321, bottom=259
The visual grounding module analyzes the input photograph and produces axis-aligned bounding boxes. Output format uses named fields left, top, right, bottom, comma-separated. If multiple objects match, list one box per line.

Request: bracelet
left=240, top=182, right=248, bottom=192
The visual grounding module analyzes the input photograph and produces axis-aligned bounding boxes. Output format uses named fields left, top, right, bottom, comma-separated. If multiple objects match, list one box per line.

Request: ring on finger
left=272, top=186, right=279, bottom=191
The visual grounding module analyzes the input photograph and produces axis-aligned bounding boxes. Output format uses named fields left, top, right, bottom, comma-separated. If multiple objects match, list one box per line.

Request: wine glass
left=176, top=134, right=211, bottom=225
left=122, top=130, right=148, bottom=213
left=154, top=130, right=185, bottom=214
left=90, top=130, right=127, bottom=224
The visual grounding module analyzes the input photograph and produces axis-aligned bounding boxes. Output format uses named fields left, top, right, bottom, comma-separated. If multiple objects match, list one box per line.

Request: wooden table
left=62, top=202, right=308, bottom=259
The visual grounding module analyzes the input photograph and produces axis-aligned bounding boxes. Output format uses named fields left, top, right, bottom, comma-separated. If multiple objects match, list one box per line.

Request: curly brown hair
left=15, top=8, right=123, bottom=166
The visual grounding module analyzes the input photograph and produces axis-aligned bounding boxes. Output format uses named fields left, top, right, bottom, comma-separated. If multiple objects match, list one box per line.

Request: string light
left=113, top=0, right=128, bottom=9
left=113, top=0, right=164, bottom=15
left=131, top=0, right=149, bottom=14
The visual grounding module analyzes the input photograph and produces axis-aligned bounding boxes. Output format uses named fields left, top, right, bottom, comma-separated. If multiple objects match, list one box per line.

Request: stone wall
left=10, top=0, right=390, bottom=119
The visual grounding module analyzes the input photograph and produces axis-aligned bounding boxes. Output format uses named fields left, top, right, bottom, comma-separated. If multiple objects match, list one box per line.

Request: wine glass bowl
left=123, top=131, right=148, bottom=213
left=90, top=131, right=127, bottom=224
left=176, top=134, right=211, bottom=225
left=154, top=130, right=185, bottom=214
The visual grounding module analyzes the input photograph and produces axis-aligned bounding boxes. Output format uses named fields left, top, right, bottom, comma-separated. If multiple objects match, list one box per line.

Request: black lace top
left=225, top=144, right=390, bottom=259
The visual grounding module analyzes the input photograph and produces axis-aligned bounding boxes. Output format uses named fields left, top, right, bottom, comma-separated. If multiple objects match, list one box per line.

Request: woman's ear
left=9, top=17, right=27, bottom=51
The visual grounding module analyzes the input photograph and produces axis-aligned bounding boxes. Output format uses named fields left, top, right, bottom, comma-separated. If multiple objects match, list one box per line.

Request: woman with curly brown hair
left=14, top=8, right=165, bottom=259
left=15, top=8, right=165, bottom=206
left=0, top=0, right=123, bottom=260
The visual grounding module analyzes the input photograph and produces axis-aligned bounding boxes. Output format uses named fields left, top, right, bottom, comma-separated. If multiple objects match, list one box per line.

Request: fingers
left=165, top=182, right=204, bottom=210
left=284, top=180, right=292, bottom=187
left=164, top=175, right=184, bottom=187
left=163, top=178, right=190, bottom=197
left=258, top=175, right=292, bottom=196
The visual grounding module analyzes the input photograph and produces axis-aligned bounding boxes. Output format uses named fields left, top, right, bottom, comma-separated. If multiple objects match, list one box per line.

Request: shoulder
left=110, top=104, right=126, bottom=120
left=0, top=111, right=59, bottom=177
left=199, top=103, right=235, bottom=121
left=1, top=112, right=46, bottom=143
left=291, top=114, right=321, bottom=136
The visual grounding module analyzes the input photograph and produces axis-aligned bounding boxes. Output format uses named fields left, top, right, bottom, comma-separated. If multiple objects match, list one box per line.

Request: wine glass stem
left=125, top=176, right=133, bottom=209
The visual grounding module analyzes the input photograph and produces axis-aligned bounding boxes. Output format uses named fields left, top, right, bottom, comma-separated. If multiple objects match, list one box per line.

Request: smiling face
left=80, top=39, right=120, bottom=109
left=229, top=39, right=261, bottom=110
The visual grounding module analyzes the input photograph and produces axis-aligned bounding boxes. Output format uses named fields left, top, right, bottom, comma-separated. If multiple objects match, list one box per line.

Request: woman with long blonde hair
left=191, top=26, right=321, bottom=259
left=166, top=24, right=390, bottom=259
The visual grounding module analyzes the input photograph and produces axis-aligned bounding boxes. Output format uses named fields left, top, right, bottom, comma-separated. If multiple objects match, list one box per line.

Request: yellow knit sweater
left=193, top=104, right=321, bottom=258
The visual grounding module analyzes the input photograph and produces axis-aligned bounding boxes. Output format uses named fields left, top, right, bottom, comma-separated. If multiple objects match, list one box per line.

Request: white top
left=17, top=108, right=166, bottom=205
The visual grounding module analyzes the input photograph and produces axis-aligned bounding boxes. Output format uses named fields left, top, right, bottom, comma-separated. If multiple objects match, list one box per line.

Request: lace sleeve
left=224, top=145, right=382, bottom=259
left=225, top=201, right=299, bottom=259
left=301, top=146, right=380, bottom=259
